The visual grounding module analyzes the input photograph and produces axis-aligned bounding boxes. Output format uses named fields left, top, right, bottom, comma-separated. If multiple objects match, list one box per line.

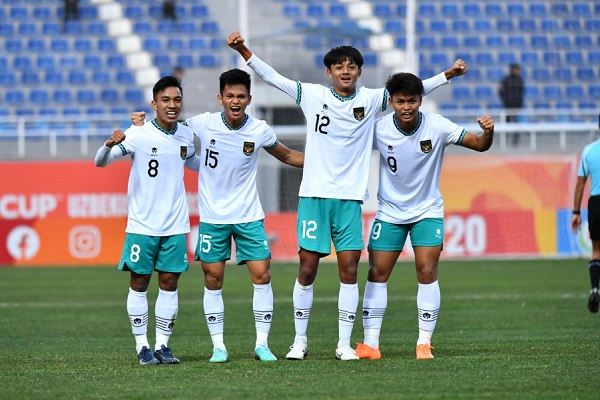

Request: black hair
left=323, top=46, right=364, bottom=69
left=219, top=68, right=251, bottom=94
left=152, top=75, right=183, bottom=100
left=385, top=72, right=423, bottom=98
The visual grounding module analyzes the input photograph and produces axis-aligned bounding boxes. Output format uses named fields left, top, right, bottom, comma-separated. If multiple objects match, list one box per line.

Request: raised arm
left=458, top=115, right=494, bottom=152
left=265, top=142, right=304, bottom=168
left=422, top=59, right=467, bottom=96
left=227, top=31, right=299, bottom=99
left=95, top=129, right=127, bottom=167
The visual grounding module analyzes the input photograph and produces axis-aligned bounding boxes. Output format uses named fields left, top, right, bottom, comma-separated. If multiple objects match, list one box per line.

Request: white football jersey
left=98, top=120, right=195, bottom=235
left=374, top=112, right=466, bottom=224
left=247, top=54, right=449, bottom=201
left=185, top=112, right=278, bottom=224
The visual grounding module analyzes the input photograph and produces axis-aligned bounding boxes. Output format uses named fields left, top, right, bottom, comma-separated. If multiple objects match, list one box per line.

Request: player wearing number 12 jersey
left=95, top=76, right=196, bottom=365
left=355, top=72, right=495, bottom=361
left=228, top=31, right=468, bottom=360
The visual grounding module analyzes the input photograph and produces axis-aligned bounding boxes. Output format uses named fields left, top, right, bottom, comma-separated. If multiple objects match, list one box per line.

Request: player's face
left=218, top=84, right=252, bottom=127
left=151, top=86, right=182, bottom=130
left=389, top=93, right=422, bottom=129
left=326, top=60, right=361, bottom=95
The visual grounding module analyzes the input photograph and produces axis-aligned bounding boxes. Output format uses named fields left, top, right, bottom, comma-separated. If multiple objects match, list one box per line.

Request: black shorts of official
left=588, top=196, right=600, bottom=241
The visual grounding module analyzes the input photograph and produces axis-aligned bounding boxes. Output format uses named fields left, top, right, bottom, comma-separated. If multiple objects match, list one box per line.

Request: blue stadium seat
left=486, top=35, right=504, bottom=48
left=283, top=4, right=301, bottom=18
left=419, top=36, right=436, bottom=48
left=474, top=86, right=493, bottom=99
left=33, top=6, right=51, bottom=19
left=158, top=20, right=176, bottom=34
left=83, top=55, right=103, bottom=70
left=15, top=109, right=35, bottom=117
left=430, top=20, right=447, bottom=33
left=176, top=54, right=194, bottom=68
left=454, top=52, right=473, bottom=63
left=532, top=67, right=550, bottom=82
left=36, top=55, right=55, bottom=70
left=18, top=22, right=36, bottom=35
left=496, top=19, right=514, bottom=31
left=44, top=71, right=63, bottom=85
left=573, top=3, right=592, bottom=16
left=384, top=21, right=402, bottom=33
left=144, top=37, right=162, bottom=52
left=167, top=38, right=185, bottom=51
left=440, top=36, right=459, bottom=48
left=53, top=89, right=73, bottom=103
left=540, top=19, right=559, bottom=32
left=100, top=89, right=119, bottom=103
left=418, top=3, right=436, bottom=16
left=553, top=35, right=571, bottom=48
left=0, top=23, right=14, bottom=36
left=10, top=6, right=28, bottom=19
left=330, top=4, right=347, bottom=17
left=13, top=55, right=32, bottom=69
left=86, top=107, right=105, bottom=115
left=463, top=69, right=482, bottom=82
left=42, top=22, right=60, bottom=35
left=566, top=51, right=584, bottom=64
left=440, top=4, right=458, bottom=17
left=147, top=5, right=162, bottom=18
left=74, top=38, right=92, bottom=53
left=199, top=54, right=219, bottom=68
left=589, top=51, right=600, bottom=63
left=554, top=68, right=572, bottom=81
left=92, top=71, right=110, bottom=85
left=463, top=3, right=481, bottom=16
left=451, top=87, right=471, bottom=98
left=563, top=19, right=582, bottom=31
left=394, top=37, right=407, bottom=48
left=63, top=107, right=82, bottom=116
left=64, top=21, right=83, bottom=35
left=551, top=4, right=569, bottom=15
left=133, top=21, right=152, bottom=34
left=373, top=4, right=392, bottom=17
left=543, top=85, right=561, bottom=98
left=524, top=85, right=540, bottom=99
left=191, top=4, right=209, bottom=17
left=521, top=52, right=539, bottom=65
left=475, top=52, right=494, bottom=65
left=532, top=101, right=551, bottom=109
left=107, top=55, right=125, bottom=68
left=474, top=20, right=491, bottom=32
left=39, top=108, right=57, bottom=116
left=124, top=5, right=143, bottom=18
left=452, top=20, right=470, bottom=31
left=396, top=4, right=407, bottom=16
left=116, top=71, right=134, bottom=85
left=179, top=21, right=196, bottom=34
left=189, top=38, right=206, bottom=50
left=59, top=55, right=78, bottom=69
left=30, top=89, right=48, bottom=104
left=307, top=4, right=325, bottom=18
left=78, top=5, right=98, bottom=19
left=5, top=39, right=23, bottom=52
left=69, top=71, right=87, bottom=85
left=575, top=35, right=593, bottom=47
left=508, top=35, right=526, bottom=48
left=28, top=38, right=46, bottom=52
left=529, top=3, right=548, bottom=16
left=566, top=84, right=585, bottom=98
left=531, top=35, right=549, bottom=48
left=580, top=102, right=597, bottom=109
left=51, top=38, right=69, bottom=52
left=200, top=22, right=219, bottom=34
left=77, top=89, right=96, bottom=103
left=589, top=85, right=600, bottom=99
left=463, top=36, right=481, bottom=47
left=585, top=20, right=600, bottom=32
left=430, top=52, right=448, bottom=66
left=87, top=21, right=106, bottom=35
left=125, top=89, right=144, bottom=103
left=153, top=55, right=172, bottom=68
left=484, top=3, right=503, bottom=16
left=519, top=19, right=536, bottom=32
left=6, top=89, right=25, bottom=103
left=0, top=71, right=17, bottom=86
left=21, top=71, right=39, bottom=85
left=507, top=4, right=525, bottom=16
left=577, top=67, right=595, bottom=80
left=543, top=52, right=561, bottom=65
left=98, top=38, right=116, bottom=52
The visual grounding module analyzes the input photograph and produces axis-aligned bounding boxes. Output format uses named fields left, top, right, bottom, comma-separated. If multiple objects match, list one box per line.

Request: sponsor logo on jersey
left=243, top=142, right=255, bottom=156
left=180, top=146, right=187, bottom=160
left=420, top=140, right=432, bottom=153
left=353, top=107, right=365, bottom=121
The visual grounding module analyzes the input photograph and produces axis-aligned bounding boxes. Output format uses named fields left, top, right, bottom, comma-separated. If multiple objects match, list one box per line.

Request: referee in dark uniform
left=572, top=114, right=600, bottom=313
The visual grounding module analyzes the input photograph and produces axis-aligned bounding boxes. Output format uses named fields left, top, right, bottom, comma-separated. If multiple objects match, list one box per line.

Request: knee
left=204, top=272, right=223, bottom=290
left=252, top=270, right=271, bottom=285
left=416, top=265, right=437, bottom=284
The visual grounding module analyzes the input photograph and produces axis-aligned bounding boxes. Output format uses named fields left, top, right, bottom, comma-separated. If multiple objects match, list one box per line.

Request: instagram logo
left=69, top=225, right=101, bottom=259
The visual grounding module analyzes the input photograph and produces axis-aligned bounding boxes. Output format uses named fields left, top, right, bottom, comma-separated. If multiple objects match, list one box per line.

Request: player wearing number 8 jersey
left=228, top=31, right=468, bottom=360
left=355, top=72, right=495, bottom=361
left=95, top=76, right=196, bottom=365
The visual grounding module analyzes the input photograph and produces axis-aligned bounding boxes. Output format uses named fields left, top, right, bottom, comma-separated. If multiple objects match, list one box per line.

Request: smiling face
left=218, top=84, right=251, bottom=127
left=389, top=92, right=422, bottom=131
left=151, top=86, right=182, bottom=130
left=326, top=59, right=362, bottom=97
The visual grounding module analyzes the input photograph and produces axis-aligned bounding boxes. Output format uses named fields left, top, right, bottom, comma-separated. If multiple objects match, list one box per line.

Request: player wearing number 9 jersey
left=355, top=72, right=495, bottom=361
left=228, top=31, right=468, bottom=360
left=95, top=76, right=196, bottom=366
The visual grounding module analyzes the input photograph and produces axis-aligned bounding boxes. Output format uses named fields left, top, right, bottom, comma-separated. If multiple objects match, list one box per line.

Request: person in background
left=62, top=0, right=79, bottom=32
left=498, top=63, right=524, bottom=146
left=162, top=0, right=177, bottom=20
left=571, top=114, right=600, bottom=314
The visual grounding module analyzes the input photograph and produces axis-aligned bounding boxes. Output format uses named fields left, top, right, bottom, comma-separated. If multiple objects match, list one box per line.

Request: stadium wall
left=0, top=155, right=590, bottom=266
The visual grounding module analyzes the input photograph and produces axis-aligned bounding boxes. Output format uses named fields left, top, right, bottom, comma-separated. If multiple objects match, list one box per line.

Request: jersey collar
left=393, top=112, right=422, bottom=136
left=151, top=118, right=178, bottom=135
left=221, top=112, right=249, bottom=131
left=330, top=87, right=357, bottom=102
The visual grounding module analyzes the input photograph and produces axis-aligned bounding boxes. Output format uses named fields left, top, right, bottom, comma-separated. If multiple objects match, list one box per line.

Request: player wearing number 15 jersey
left=95, top=76, right=196, bottom=366
left=355, top=72, right=495, bottom=361
left=228, top=31, right=468, bottom=360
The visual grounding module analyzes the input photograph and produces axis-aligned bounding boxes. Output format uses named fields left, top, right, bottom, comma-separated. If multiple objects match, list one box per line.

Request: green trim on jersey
left=264, top=139, right=279, bottom=150
left=456, top=129, right=467, bottom=145
left=117, top=143, right=127, bottom=156
left=393, top=111, right=423, bottom=136
left=330, top=87, right=357, bottom=102
left=151, top=118, right=178, bottom=135
left=295, top=81, right=302, bottom=105
left=381, top=89, right=389, bottom=112
left=221, top=112, right=249, bottom=131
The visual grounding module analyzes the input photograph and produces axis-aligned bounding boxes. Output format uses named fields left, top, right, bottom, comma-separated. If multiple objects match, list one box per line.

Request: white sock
left=337, top=282, right=358, bottom=348
left=155, top=288, right=178, bottom=350
left=204, top=287, right=226, bottom=350
left=292, top=279, right=313, bottom=343
left=362, top=281, right=387, bottom=348
left=253, top=282, right=274, bottom=348
left=127, top=288, right=150, bottom=353
left=417, top=280, right=440, bottom=345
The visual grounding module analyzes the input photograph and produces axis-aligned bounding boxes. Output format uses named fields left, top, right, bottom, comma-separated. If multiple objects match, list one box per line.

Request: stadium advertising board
left=0, top=155, right=587, bottom=266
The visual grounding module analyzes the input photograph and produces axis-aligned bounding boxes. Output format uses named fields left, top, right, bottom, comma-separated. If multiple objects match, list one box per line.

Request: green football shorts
left=194, top=220, right=270, bottom=265
left=118, top=233, right=188, bottom=274
left=368, top=218, right=444, bottom=252
left=297, top=197, right=364, bottom=256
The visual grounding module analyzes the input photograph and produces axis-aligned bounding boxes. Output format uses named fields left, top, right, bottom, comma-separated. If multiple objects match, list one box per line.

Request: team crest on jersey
left=243, top=142, right=255, bottom=156
left=353, top=107, right=365, bottom=121
left=420, top=140, right=432, bottom=154
left=180, top=146, right=187, bottom=160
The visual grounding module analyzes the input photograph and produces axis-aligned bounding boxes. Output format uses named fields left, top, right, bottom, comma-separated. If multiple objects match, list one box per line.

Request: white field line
left=0, top=292, right=587, bottom=308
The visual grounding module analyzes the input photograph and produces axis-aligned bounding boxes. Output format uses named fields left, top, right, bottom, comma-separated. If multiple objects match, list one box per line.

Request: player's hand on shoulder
left=477, top=115, right=494, bottom=134
left=131, top=111, right=145, bottom=126
left=106, top=129, right=126, bottom=148
left=451, top=59, right=467, bottom=77
left=227, top=31, right=245, bottom=49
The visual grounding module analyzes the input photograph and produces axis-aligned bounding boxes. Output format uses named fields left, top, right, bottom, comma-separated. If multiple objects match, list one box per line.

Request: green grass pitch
left=1, top=259, right=599, bottom=399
